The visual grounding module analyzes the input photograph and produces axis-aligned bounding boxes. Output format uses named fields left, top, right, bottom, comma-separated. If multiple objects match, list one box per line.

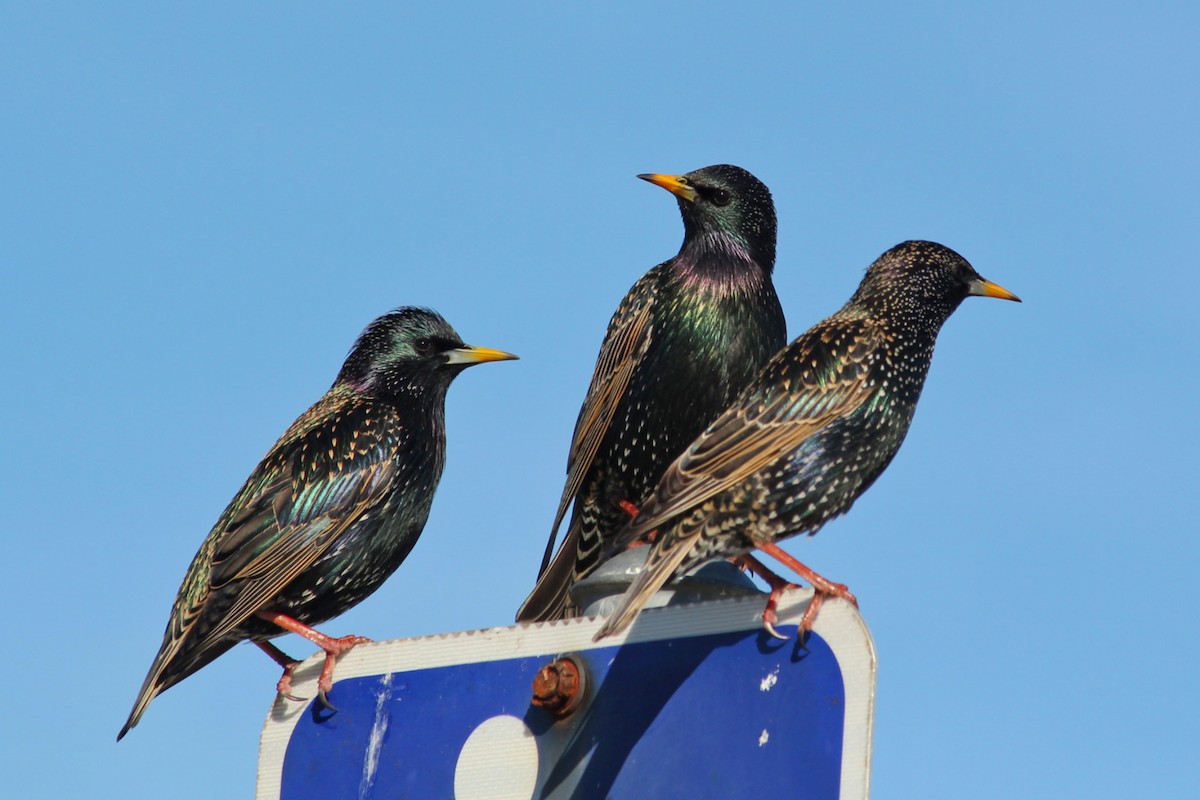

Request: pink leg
left=737, top=553, right=797, bottom=640
left=256, top=611, right=372, bottom=709
left=614, top=498, right=658, bottom=546
left=756, top=541, right=858, bottom=639
left=253, top=640, right=305, bottom=702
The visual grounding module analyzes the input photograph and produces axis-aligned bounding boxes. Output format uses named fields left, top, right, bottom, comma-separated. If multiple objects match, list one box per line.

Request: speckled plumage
left=517, top=165, right=787, bottom=622
left=595, top=241, right=1020, bottom=639
left=119, top=308, right=515, bottom=739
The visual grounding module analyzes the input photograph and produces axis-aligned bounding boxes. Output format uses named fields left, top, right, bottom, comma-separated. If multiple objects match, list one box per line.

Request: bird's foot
left=254, top=640, right=306, bottom=701
left=312, top=634, right=372, bottom=709
left=616, top=498, right=641, bottom=519
left=738, top=553, right=798, bottom=640
left=762, top=589, right=798, bottom=641
left=756, top=541, right=858, bottom=607
left=750, top=543, right=859, bottom=639
left=256, top=612, right=373, bottom=707
left=624, top=530, right=659, bottom=549
left=276, top=666, right=305, bottom=702
left=806, top=575, right=857, bottom=608
left=614, top=497, right=660, bottom=548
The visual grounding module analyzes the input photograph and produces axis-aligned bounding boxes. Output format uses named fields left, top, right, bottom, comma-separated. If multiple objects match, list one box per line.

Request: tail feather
left=592, top=532, right=696, bottom=641
left=119, top=642, right=176, bottom=741
left=117, top=633, right=235, bottom=740
left=118, top=675, right=162, bottom=741
left=516, top=523, right=582, bottom=622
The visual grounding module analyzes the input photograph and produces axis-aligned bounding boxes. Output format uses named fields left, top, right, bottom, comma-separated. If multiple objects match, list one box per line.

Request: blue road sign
left=258, top=590, right=875, bottom=799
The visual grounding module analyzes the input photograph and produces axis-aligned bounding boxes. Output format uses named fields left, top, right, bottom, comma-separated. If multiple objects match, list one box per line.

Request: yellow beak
left=637, top=173, right=698, bottom=203
left=968, top=277, right=1022, bottom=302
left=445, top=345, right=519, bottom=366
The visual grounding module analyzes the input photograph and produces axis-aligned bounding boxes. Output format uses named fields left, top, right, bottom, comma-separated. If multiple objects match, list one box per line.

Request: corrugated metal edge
left=256, top=588, right=875, bottom=799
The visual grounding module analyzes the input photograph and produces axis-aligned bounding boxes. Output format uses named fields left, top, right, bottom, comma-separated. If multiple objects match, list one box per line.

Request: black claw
left=316, top=689, right=339, bottom=712
left=763, top=620, right=789, bottom=641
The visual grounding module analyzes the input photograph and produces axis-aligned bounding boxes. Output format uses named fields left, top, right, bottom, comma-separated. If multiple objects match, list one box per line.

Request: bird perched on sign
left=119, top=307, right=516, bottom=740
left=516, top=165, right=787, bottom=623
left=593, top=241, right=1020, bottom=641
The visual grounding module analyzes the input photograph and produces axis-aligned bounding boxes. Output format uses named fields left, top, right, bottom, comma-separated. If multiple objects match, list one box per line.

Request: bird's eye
left=710, top=188, right=732, bottom=207
left=414, top=337, right=435, bottom=354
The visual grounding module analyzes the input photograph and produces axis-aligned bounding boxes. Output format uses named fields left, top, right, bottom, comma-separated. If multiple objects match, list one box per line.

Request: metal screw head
left=530, top=656, right=586, bottom=718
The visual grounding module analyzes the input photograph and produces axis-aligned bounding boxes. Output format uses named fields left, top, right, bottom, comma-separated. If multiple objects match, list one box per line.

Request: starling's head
left=852, top=240, right=1020, bottom=326
left=638, top=164, right=777, bottom=270
left=337, top=307, right=517, bottom=397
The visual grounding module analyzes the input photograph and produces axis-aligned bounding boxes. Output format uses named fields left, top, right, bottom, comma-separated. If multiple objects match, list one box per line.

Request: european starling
left=516, top=165, right=787, bottom=622
left=119, top=308, right=516, bottom=739
left=594, top=241, right=1020, bottom=640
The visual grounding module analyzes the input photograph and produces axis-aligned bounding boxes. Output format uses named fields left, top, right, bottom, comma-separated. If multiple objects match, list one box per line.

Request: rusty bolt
left=531, top=656, right=585, bottom=718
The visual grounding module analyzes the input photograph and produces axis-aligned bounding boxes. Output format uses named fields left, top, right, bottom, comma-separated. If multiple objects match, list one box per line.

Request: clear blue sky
left=3, top=3, right=1196, bottom=798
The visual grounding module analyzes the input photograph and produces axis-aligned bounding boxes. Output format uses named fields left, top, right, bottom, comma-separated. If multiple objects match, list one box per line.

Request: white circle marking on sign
left=453, top=714, right=539, bottom=800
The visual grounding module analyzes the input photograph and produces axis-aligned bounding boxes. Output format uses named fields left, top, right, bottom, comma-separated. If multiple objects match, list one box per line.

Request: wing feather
left=619, top=317, right=884, bottom=546
left=147, top=397, right=400, bottom=681
left=537, top=276, right=658, bottom=574
left=595, top=318, right=886, bottom=639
